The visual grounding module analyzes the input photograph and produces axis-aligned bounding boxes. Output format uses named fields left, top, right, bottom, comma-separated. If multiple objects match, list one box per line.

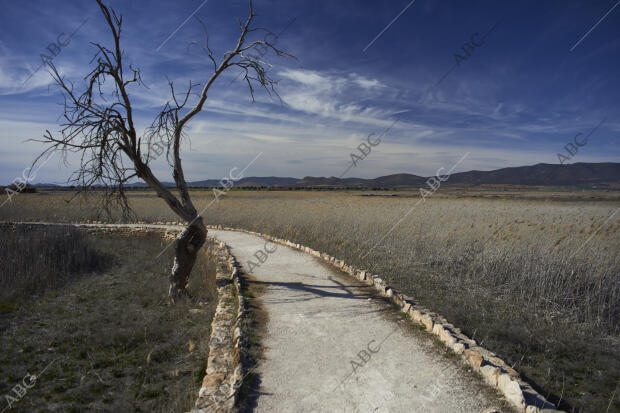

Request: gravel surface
left=210, top=229, right=511, bottom=413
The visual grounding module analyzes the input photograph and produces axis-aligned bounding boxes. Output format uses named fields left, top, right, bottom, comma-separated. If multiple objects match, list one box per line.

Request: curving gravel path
left=209, top=229, right=512, bottom=413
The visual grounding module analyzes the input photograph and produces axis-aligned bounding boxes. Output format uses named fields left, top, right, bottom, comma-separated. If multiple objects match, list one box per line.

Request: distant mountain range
left=30, top=162, right=620, bottom=189
left=297, top=162, right=620, bottom=188
left=188, top=176, right=299, bottom=187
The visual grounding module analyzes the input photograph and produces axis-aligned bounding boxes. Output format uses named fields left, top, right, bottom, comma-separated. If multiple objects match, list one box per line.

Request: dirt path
left=209, top=229, right=510, bottom=413
left=9, top=223, right=511, bottom=412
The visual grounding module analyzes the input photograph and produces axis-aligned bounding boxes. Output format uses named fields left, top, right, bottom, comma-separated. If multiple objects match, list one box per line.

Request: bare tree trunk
left=169, top=217, right=207, bottom=304
left=38, top=0, right=294, bottom=304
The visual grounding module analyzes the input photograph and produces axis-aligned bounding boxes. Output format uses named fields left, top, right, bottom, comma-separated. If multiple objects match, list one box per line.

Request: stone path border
left=202, top=224, right=560, bottom=413
left=190, top=239, right=247, bottom=413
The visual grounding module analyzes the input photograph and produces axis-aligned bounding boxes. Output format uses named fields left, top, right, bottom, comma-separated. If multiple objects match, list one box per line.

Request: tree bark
left=169, top=217, right=207, bottom=304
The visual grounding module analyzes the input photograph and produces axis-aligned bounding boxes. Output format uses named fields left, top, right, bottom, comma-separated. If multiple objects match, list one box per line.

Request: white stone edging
left=203, top=224, right=561, bottom=413
left=191, top=239, right=246, bottom=413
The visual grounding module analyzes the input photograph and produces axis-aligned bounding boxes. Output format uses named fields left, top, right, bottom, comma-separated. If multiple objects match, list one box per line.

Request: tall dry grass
left=0, top=224, right=111, bottom=307
left=0, top=226, right=218, bottom=412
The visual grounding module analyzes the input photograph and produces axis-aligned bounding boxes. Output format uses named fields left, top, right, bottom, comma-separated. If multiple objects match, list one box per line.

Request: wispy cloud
left=0, top=0, right=618, bottom=184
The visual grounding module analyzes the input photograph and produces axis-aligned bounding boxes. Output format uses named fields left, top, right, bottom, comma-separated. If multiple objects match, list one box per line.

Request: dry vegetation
left=1, top=189, right=619, bottom=412
left=0, top=225, right=111, bottom=310
left=0, top=225, right=217, bottom=412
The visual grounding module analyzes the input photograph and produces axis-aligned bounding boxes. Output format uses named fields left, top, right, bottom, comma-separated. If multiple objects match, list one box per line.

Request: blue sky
left=0, top=0, right=619, bottom=184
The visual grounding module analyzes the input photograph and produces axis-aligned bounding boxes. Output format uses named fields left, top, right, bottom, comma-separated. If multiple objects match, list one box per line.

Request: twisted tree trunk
left=169, top=217, right=207, bottom=304
left=37, top=0, right=293, bottom=304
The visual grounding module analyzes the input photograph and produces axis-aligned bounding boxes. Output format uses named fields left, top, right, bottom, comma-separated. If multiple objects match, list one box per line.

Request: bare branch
left=33, top=0, right=295, bottom=223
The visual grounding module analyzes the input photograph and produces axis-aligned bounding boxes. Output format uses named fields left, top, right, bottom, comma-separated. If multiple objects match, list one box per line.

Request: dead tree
left=34, top=0, right=293, bottom=303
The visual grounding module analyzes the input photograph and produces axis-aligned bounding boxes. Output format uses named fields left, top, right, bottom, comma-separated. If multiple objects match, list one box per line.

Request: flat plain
left=1, top=188, right=619, bottom=412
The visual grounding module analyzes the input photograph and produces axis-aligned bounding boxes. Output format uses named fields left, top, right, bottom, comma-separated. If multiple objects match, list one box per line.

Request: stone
left=402, top=295, right=415, bottom=302
left=200, top=373, right=225, bottom=390
left=452, top=342, right=465, bottom=354
left=440, top=329, right=456, bottom=346
left=454, top=332, right=477, bottom=347
left=432, top=322, right=456, bottom=346
left=498, top=373, right=526, bottom=408
left=488, top=355, right=508, bottom=369
left=421, top=315, right=433, bottom=332
left=480, top=365, right=500, bottom=387
left=504, top=365, right=520, bottom=377
left=464, top=349, right=483, bottom=369
left=391, top=292, right=402, bottom=306
left=233, top=327, right=242, bottom=341
left=475, top=346, right=497, bottom=360
left=409, top=309, right=423, bottom=323
left=521, top=386, right=557, bottom=410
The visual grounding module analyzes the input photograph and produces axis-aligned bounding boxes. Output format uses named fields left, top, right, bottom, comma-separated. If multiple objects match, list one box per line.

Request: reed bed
left=1, top=190, right=618, bottom=411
